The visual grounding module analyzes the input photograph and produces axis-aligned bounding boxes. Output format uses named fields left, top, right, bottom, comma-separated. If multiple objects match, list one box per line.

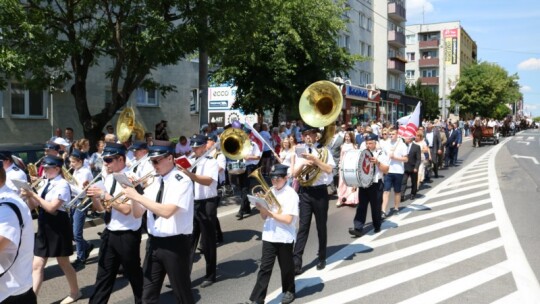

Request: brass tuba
left=116, top=107, right=145, bottom=142
left=27, top=156, right=45, bottom=179
left=219, top=127, right=252, bottom=160
left=249, top=168, right=282, bottom=213
left=297, top=80, right=342, bottom=187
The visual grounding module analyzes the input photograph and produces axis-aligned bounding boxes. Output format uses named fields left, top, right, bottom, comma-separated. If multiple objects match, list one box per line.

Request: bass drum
left=340, top=149, right=375, bottom=188
left=227, top=161, right=246, bottom=175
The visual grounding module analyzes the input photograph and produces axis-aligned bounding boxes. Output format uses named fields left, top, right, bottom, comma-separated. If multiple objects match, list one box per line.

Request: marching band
left=1, top=82, right=500, bottom=303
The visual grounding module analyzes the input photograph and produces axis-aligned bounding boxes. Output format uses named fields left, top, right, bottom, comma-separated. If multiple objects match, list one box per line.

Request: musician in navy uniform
left=348, top=134, right=390, bottom=237
left=0, top=151, right=28, bottom=194
left=248, top=164, right=299, bottom=304
left=292, top=126, right=335, bottom=274
left=86, top=143, right=143, bottom=304
left=178, top=134, right=219, bottom=288
left=20, top=156, right=81, bottom=304
left=0, top=162, right=37, bottom=304
left=128, top=141, right=152, bottom=179
left=123, top=143, right=195, bottom=304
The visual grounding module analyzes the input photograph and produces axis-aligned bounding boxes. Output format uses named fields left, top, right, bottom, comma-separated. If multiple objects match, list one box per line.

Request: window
left=360, top=41, right=366, bottom=56
left=389, top=75, right=396, bottom=90
left=421, top=69, right=439, bottom=77
left=406, top=52, right=415, bottom=62
left=406, top=34, right=417, bottom=44
left=359, top=13, right=366, bottom=29
left=406, top=70, right=415, bottom=79
left=136, top=88, right=159, bottom=107
left=367, top=18, right=372, bottom=31
left=10, top=83, right=46, bottom=118
left=367, top=44, right=372, bottom=57
left=338, top=35, right=350, bottom=49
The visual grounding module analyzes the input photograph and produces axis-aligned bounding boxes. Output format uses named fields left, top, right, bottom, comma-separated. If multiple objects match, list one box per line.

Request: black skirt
left=34, top=210, right=73, bottom=257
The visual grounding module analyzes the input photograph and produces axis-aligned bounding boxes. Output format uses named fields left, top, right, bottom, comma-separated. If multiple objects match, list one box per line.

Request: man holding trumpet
left=86, top=143, right=143, bottom=304
left=122, top=143, right=195, bottom=304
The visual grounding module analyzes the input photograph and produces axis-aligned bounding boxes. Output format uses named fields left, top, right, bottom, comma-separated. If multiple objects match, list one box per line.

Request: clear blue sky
left=406, top=0, right=540, bottom=118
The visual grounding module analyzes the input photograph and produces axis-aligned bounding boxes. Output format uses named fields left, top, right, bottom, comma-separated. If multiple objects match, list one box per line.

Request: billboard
left=443, top=28, right=458, bottom=65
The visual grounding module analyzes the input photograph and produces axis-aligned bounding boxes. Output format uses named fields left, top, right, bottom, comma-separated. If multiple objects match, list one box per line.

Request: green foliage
left=533, top=116, right=540, bottom=123
left=405, top=80, right=439, bottom=119
left=448, top=61, right=520, bottom=118
left=0, top=0, right=200, bottom=147
left=211, top=0, right=363, bottom=124
left=492, top=104, right=511, bottom=120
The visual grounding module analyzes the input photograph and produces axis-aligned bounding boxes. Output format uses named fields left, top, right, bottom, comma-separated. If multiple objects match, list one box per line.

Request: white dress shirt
left=193, top=157, right=218, bottom=200
left=103, top=167, right=141, bottom=231
left=262, top=185, right=299, bottom=243
left=5, top=164, right=27, bottom=194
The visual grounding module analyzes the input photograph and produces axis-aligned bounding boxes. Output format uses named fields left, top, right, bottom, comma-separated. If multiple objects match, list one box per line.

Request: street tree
left=210, top=0, right=362, bottom=125
left=0, top=0, right=201, bottom=148
left=405, top=79, right=439, bottom=119
left=448, top=61, right=520, bottom=118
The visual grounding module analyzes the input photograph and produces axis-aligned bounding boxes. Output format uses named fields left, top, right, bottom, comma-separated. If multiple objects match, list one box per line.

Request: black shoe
left=316, top=260, right=326, bottom=270
left=84, top=243, right=95, bottom=261
left=71, top=258, right=85, bottom=270
left=294, top=267, right=303, bottom=276
left=410, top=194, right=416, bottom=200
left=348, top=228, right=363, bottom=238
left=391, top=208, right=399, bottom=215
left=400, top=195, right=406, bottom=202
left=374, top=227, right=381, bottom=233
left=236, top=212, right=244, bottom=220
left=200, top=280, right=215, bottom=288
left=282, top=291, right=295, bottom=304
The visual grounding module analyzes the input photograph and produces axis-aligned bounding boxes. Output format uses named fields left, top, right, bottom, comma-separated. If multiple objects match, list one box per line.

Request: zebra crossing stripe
left=398, top=198, right=491, bottom=226
left=304, top=239, right=504, bottom=304
left=396, top=261, right=511, bottom=304
left=431, top=182, right=489, bottom=197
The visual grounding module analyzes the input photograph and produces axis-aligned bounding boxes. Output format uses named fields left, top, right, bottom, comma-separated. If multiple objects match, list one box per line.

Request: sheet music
left=11, top=179, right=33, bottom=192
left=247, top=194, right=270, bottom=210
left=112, top=173, right=134, bottom=188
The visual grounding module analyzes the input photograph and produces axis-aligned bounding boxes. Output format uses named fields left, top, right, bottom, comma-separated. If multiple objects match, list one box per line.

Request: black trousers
left=428, top=147, right=438, bottom=178
left=143, top=234, right=194, bottom=304
left=354, top=181, right=383, bottom=231
left=1, top=288, right=37, bottom=304
left=190, top=197, right=218, bottom=281
left=293, top=185, right=329, bottom=268
left=238, top=164, right=258, bottom=214
left=250, top=241, right=295, bottom=303
left=89, top=229, right=143, bottom=304
left=401, top=170, right=418, bottom=197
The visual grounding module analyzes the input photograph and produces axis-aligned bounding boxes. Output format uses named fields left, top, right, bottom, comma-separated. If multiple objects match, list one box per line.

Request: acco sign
left=212, top=90, right=229, bottom=97
left=208, top=86, right=237, bottom=108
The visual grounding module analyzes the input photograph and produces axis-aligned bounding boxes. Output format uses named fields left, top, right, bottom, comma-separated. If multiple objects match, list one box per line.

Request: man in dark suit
left=452, top=122, right=462, bottom=165
left=401, top=135, right=422, bottom=201
left=424, top=122, right=442, bottom=180
left=445, top=123, right=459, bottom=167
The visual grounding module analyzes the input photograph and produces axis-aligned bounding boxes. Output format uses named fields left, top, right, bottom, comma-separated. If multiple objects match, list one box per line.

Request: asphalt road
left=37, top=132, right=540, bottom=303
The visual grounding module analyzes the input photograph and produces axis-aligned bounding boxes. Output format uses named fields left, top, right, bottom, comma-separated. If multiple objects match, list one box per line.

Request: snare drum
left=341, top=150, right=362, bottom=187
left=227, top=161, right=246, bottom=175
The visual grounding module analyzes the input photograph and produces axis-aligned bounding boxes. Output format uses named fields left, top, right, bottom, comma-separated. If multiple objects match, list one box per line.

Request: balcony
left=388, top=31, right=405, bottom=48
left=419, top=39, right=440, bottom=49
left=420, top=77, right=439, bottom=85
left=418, top=57, right=439, bottom=67
left=388, top=2, right=406, bottom=22
left=388, top=58, right=405, bottom=73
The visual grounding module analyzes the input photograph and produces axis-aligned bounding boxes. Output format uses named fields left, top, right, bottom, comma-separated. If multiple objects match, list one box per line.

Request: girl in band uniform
left=21, top=155, right=81, bottom=304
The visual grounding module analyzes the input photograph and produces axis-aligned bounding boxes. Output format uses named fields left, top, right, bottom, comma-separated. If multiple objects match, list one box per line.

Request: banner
left=398, top=101, right=422, bottom=138
left=443, top=29, right=458, bottom=65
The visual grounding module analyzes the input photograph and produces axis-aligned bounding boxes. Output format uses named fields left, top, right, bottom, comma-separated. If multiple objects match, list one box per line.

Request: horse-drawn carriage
left=472, top=125, right=499, bottom=146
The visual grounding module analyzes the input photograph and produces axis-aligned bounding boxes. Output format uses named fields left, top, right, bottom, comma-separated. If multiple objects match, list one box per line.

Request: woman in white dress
left=279, top=137, right=295, bottom=187
left=337, top=132, right=359, bottom=207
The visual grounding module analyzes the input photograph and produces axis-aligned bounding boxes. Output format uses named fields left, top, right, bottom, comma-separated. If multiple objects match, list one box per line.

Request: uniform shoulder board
left=205, top=156, right=212, bottom=159
left=13, top=166, right=20, bottom=171
left=175, top=174, right=183, bottom=181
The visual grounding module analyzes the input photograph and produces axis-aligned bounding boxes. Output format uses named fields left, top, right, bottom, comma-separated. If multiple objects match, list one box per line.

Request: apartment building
left=405, top=21, right=478, bottom=118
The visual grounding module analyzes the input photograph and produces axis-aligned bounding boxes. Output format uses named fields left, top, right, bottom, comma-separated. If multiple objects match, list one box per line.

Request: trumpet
left=102, top=171, right=156, bottom=209
left=65, top=172, right=103, bottom=209
left=249, top=168, right=282, bottom=213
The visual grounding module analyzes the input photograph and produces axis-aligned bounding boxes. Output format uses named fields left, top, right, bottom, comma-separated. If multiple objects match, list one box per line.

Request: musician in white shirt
left=86, top=143, right=143, bottom=304
left=123, top=143, right=195, bottom=304
left=0, top=151, right=28, bottom=194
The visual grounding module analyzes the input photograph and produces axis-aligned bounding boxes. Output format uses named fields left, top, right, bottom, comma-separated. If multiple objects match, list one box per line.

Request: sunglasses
left=103, top=157, right=118, bottom=164
left=270, top=176, right=285, bottom=180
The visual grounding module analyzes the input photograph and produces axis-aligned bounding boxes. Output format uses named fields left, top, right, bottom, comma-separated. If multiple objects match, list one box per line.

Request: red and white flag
left=398, top=101, right=421, bottom=138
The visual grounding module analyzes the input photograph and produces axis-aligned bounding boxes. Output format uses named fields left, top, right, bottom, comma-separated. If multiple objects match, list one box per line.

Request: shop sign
left=344, top=84, right=369, bottom=101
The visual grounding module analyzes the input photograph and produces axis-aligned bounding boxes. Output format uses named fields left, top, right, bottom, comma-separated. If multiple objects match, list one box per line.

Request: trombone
left=102, top=171, right=156, bottom=210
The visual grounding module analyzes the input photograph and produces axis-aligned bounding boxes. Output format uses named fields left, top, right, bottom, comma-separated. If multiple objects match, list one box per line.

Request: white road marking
left=431, top=182, right=489, bottom=197
left=396, top=261, right=511, bottom=304
left=512, top=155, right=539, bottom=164
left=527, top=136, right=534, bottom=141
left=304, top=239, right=504, bottom=304
left=517, top=141, right=531, bottom=145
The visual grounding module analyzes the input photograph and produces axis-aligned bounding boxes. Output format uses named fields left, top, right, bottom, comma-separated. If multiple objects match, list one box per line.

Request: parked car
left=0, top=143, right=46, bottom=174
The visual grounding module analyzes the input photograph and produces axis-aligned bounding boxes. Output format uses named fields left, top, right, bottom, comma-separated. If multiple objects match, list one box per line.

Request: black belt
left=300, top=184, right=327, bottom=190
left=194, top=197, right=217, bottom=204
left=148, top=234, right=191, bottom=241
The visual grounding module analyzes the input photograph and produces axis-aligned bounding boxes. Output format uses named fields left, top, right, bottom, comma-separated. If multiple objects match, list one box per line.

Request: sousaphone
left=116, top=107, right=145, bottom=142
